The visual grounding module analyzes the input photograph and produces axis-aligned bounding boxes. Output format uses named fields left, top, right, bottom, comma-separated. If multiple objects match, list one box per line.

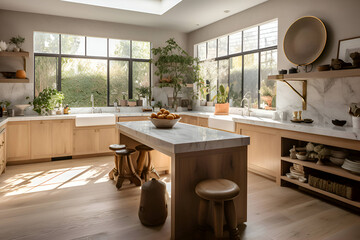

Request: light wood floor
left=0, top=156, right=359, bottom=240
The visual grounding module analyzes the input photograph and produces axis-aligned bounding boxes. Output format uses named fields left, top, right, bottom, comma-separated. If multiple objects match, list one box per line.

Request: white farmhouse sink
left=208, top=116, right=235, bottom=132
left=75, top=113, right=116, bottom=127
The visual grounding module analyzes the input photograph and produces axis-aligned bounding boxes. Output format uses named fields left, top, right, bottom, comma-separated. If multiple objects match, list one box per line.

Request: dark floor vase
left=138, top=178, right=168, bottom=226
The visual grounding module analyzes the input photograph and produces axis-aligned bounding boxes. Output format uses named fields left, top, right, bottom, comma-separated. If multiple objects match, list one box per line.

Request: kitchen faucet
left=240, top=92, right=252, bottom=116
left=91, top=94, right=95, bottom=113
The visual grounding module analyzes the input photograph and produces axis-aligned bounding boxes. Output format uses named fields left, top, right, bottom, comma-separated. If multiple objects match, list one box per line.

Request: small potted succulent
left=128, top=99, right=137, bottom=107
left=214, top=84, right=229, bottom=115
left=119, top=92, right=128, bottom=106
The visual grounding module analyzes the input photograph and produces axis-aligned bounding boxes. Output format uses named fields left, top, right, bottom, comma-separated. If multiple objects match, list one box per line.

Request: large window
left=34, top=32, right=151, bottom=107
left=196, top=20, right=278, bottom=110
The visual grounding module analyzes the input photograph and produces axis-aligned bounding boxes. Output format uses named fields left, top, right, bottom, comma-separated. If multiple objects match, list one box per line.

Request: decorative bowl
left=329, top=156, right=345, bottom=166
left=296, top=153, right=308, bottom=161
left=332, top=119, right=346, bottom=126
left=149, top=117, right=180, bottom=129
left=14, top=104, right=31, bottom=116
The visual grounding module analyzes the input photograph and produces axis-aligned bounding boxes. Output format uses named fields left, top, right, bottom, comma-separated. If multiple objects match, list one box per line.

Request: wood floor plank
left=0, top=156, right=358, bottom=240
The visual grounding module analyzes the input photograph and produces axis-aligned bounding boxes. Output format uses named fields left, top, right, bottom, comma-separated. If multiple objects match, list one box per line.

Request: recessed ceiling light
left=62, top=0, right=183, bottom=15
left=224, top=10, right=230, bottom=13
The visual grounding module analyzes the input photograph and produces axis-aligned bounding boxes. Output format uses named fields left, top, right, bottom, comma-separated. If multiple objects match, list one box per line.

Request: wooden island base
left=120, top=133, right=248, bottom=239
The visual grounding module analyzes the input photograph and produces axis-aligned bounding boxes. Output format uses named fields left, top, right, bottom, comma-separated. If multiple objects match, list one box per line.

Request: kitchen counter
left=117, top=121, right=249, bottom=155
left=117, top=120, right=249, bottom=239
left=1, top=111, right=359, bottom=141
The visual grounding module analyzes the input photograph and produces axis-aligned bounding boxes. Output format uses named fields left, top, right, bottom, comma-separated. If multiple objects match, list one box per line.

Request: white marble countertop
left=1, top=111, right=359, bottom=141
left=117, top=121, right=250, bottom=155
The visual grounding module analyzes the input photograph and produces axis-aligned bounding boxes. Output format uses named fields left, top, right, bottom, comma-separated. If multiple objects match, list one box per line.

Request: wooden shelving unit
left=281, top=156, right=360, bottom=181
left=280, top=176, right=360, bottom=208
left=268, top=68, right=360, bottom=80
left=0, top=51, right=29, bottom=83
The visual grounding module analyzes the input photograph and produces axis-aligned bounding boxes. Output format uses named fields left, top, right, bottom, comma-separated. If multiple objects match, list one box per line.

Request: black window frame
left=197, top=22, right=278, bottom=109
left=34, top=33, right=151, bottom=107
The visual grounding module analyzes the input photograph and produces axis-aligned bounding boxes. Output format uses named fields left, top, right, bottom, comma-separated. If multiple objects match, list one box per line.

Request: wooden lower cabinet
left=6, top=121, right=30, bottom=162
left=52, top=120, right=73, bottom=157
left=30, top=121, right=53, bottom=159
left=118, top=116, right=148, bottom=122
left=237, top=123, right=280, bottom=181
left=0, top=127, right=6, bottom=174
left=73, top=126, right=116, bottom=155
left=180, top=115, right=198, bottom=125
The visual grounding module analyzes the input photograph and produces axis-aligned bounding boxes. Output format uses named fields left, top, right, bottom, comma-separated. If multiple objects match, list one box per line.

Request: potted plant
left=152, top=38, right=200, bottom=111
left=128, top=99, right=137, bottom=107
left=9, top=35, right=25, bottom=52
left=198, top=79, right=216, bottom=106
left=31, top=88, right=64, bottom=115
left=119, top=92, right=128, bottom=106
left=214, top=84, right=230, bottom=115
left=135, top=86, right=150, bottom=107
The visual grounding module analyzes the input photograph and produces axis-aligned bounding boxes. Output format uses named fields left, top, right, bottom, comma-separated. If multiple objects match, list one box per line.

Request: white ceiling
left=0, top=0, right=268, bottom=32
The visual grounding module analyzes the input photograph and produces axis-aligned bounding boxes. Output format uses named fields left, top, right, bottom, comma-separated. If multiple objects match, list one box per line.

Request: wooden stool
left=135, top=144, right=160, bottom=182
left=195, top=179, right=240, bottom=239
left=108, top=144, right=126, bottom=180
left=115, top=148, right=142, bottom=189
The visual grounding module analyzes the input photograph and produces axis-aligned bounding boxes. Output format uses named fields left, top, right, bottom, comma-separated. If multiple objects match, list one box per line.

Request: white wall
left=0, top=9, right=187, bottom=105
left=187, top=0, right=360, bottom=127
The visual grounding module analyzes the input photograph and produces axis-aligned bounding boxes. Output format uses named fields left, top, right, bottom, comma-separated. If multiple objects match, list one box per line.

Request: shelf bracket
left=280, top=79, right=307, bottom=110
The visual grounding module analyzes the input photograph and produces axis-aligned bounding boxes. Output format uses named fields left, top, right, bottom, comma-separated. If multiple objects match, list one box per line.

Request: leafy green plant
left=214, top=84, right=229, bottom=104
left=128, top=99, right=136, bottom=102
left=0, top=100, right=11, bottom=109
left=151, top=38, right=200, bottom=109
left=154, top=101, right=162, bottom=108
left=31, top=88, right=64, bottom=115
left=135, top=86, right=150, bottom=99
left=10, top=35, right=25, bottom=48
left=198, top=79, right=216, bottom=100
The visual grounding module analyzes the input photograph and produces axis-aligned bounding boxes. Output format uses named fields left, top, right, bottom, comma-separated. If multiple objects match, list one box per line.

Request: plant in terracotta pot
left=136, top=86, right=150, bottom=107
left=214, top=84, right=230, bottom=115
left=31, top=88, right=64, bottom=115
left=151, top=38, right=200, bottom=111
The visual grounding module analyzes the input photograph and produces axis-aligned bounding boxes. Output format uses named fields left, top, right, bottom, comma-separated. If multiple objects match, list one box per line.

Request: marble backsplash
left=276, top=77, right=360, bottom=127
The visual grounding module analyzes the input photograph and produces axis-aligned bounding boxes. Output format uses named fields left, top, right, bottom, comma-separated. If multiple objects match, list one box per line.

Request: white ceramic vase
left=352, top=116, right=360, bottom=129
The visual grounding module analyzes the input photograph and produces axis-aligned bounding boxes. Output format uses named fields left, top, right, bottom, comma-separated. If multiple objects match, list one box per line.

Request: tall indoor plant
left=151, top=38, right=199, bottom=111
left=214, top=84, right=230, bottom=115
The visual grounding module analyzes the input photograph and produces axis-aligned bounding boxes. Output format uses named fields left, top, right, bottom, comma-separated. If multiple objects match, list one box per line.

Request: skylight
left=62, top=0, right=182, bottom=15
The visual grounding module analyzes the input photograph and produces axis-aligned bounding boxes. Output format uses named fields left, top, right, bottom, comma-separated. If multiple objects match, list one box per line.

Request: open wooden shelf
left=281, top=157, right=360, bottom=181
left=0, top=51, right=29, bottom=57
left=268, top=68, right=360, bottom=80
left=0, top=78, right=29, bottom=83
left=281, top=176, right=360, bottom=208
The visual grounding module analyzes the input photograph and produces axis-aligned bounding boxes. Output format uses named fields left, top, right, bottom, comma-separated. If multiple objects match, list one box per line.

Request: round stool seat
left=195, top=179, right=240, bottom=201
left=109, top=144, right=126, bottom=151
left=135, top=144, right=153, bottom=151
left=116, top=148, right=136, bottom=156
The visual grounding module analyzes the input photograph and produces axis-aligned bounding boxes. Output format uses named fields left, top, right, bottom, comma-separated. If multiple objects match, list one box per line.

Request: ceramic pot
left=119, top=100, right=127, bottom=106
left=214, top=103, right=229, bottom=115
left=138, top=179, right=168, bottom=226
left=128, top=101, right=137, bottom=107
left=353, top=116, right=360, bottom=129
left=206, top=101, right=214, bottom=106
left=137, top=100, right=143, bottom=107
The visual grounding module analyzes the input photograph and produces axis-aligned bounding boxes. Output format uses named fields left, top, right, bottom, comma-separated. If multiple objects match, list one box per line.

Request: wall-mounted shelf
left=0, top=51, right=29, bottom=58
left=0, top=78, right=29, bottom=83
left=268, top=68, right=360, bottom=80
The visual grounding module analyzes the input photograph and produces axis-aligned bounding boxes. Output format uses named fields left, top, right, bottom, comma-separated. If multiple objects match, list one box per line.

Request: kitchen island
left=117, top=121, right=250, bottom=239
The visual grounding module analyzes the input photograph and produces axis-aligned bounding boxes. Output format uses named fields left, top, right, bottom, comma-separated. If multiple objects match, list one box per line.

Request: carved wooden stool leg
left=116, top=155, right=125, bottom=189
left=224, top=200, right=239, bottom=239
left=198, top=198, right=209, bottom=231
left=127, top=155, right=142, bottom=186
left=213, top=201, right=224, bottom=238
left=136, top=150, right=146, bottom=177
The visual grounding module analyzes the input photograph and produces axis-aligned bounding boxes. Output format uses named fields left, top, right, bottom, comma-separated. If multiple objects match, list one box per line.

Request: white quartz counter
left=1, top=111, right=359, bottom=141
left=117, top=121, right=250, bottom=155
